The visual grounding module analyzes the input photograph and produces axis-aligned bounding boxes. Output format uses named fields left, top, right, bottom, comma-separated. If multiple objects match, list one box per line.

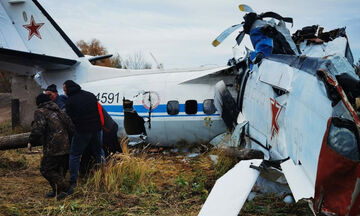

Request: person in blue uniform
left=45, top=84, right=68, bottom=111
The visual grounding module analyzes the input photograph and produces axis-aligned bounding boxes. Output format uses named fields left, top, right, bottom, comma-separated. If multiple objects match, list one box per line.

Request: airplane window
left=167, top=100, right=179, bottom=115
left=185, top=100, right=197, bottom=114
left=203, top=99, right=216, bottom=114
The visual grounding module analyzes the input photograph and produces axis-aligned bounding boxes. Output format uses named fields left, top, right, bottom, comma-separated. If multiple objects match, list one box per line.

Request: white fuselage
left=42, top=60, right=230, bottom=146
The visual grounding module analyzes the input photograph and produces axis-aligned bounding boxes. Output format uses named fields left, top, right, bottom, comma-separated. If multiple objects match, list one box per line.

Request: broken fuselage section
left=201, top=25, right=360, bottom=215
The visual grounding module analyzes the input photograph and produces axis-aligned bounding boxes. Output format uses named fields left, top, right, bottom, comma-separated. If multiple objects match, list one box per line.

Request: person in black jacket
left=63, top=80, right=104, bottom=187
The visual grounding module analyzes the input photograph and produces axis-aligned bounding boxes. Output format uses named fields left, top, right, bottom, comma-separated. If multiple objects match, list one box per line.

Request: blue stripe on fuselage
left=103, top=103, right=205, bottom=114
left=109, top=114, right=220, bottom=118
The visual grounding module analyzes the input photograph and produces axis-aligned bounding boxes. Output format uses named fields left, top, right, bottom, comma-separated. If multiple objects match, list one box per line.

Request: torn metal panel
left=259, top=59, right=294, bottom=92
left=209, top=120, right=248, bottom=148
left=198, top=159, right=263, bottom=216
left=280, top=159, right=314, bottom=202
left=299, top=37, right=348, bottom=59
left=321, top=55, right=357, bottom=78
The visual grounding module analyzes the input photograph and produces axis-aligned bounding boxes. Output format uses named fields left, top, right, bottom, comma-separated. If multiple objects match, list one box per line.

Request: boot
left=45, top=191, right=56, bottom=198
left=56, top=185, right=74, bottom=200
left=56, top=192, right=68, bottom=200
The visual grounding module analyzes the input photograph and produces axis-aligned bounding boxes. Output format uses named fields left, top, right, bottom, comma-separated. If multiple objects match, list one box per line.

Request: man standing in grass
left=63, top=80, right=104, bottom=187
left=29, top=93, right=75, bottom=200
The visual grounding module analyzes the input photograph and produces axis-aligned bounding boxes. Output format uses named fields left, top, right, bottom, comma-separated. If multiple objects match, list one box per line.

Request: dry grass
left=89, top=139, right=157, bottom=194
left=0, top=120, right=30, bottom=136
left=0, top=139, right=313, bottom=216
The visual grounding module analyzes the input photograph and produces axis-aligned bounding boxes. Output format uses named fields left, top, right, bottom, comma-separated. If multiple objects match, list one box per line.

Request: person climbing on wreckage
left=245, top=13, right=360, bottom=115
left=236, top=11, right=360, bottom=114
left=245, top=12, right=298, bottom=64
left=224, top=11, right=299, bottom=68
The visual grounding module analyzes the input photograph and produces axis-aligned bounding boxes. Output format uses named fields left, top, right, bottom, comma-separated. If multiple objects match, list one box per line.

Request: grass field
left=0, top=140, right=313, bottom=216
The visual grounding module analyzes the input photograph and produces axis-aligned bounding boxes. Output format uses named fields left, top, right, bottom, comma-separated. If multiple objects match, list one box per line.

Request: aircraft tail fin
left=0, top=0, right=83, bottom=60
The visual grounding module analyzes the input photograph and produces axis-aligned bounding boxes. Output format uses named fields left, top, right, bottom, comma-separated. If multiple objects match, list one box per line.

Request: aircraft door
left=123, top=89, right=165, bottom=145
left=123, top=99, right=146, bottom=136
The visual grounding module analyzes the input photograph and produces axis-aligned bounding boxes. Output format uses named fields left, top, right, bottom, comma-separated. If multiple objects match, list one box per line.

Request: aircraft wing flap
left=198, top=159, right=263, bottom=216
left=281, top=159, right=314, bottom=202
left=0, top=48, right=77, bottom=74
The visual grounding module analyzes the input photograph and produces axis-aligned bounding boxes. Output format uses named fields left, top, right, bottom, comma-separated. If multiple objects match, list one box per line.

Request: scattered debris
left=187, top=153, right=199, bottom=158
left=209, top=155, right=219, bottom=165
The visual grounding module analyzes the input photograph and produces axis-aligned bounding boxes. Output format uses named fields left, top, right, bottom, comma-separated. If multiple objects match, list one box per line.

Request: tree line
left=76, top=39, right=152, bottom=69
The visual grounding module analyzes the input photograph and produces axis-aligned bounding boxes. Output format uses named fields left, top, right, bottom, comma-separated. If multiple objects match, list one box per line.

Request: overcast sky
left=38, top=0, right=360, bottom=68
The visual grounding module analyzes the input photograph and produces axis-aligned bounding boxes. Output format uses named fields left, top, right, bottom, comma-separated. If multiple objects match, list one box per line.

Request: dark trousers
left=40, top=155, right=69, bottom=194
left=69, top=131, right=104, bottom=184
left=79, top=127, right=120, bottom=176
left=103, top=126, right=121, bottom=156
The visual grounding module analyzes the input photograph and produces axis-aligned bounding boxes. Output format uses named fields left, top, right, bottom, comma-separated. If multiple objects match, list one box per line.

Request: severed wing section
left=198, top=159, right=263, bottom=216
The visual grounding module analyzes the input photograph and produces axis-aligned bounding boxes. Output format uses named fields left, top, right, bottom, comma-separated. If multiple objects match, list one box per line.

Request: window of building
left=167, top=100, right=179, bottom=115
left=185, top=100, right=197, bottom=114
left=203, top=99, right=216, bottom=114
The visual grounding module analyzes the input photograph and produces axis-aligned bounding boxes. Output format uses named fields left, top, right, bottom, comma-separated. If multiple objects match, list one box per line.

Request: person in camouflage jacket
left=29, top=93, right=75, bottom=199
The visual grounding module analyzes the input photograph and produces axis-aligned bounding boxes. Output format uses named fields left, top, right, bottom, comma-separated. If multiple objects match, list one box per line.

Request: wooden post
left=11, top=99, right=20, bottom=129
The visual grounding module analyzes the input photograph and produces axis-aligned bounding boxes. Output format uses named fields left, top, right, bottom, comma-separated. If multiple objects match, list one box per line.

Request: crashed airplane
left=200, top=4, right=360, bottom=216
left=0, top=1, right=359, bottom=215
left=0, top=0, right=231, bottom=146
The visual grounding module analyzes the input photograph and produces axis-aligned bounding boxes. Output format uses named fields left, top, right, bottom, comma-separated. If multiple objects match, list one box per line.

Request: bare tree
left=122, top=51, right=152, bottom=70
left=110, top=53, right=123, bottom=69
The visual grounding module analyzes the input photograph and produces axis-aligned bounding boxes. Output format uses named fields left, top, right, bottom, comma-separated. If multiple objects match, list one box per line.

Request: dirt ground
left=0, top=94, right=312, bottom=215
left=0, top=147, right=313, bottom=216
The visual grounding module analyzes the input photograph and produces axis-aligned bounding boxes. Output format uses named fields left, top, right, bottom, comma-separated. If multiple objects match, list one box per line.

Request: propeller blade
left=238, top=4, right=255, bottom=13
left=212, top=24, right=243, bottom=47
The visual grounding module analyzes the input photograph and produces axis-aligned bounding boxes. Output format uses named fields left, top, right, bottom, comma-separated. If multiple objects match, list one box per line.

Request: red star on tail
left=270, top=98, right=282, bottom=139
left=23, top=15, right=44, bottom=40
